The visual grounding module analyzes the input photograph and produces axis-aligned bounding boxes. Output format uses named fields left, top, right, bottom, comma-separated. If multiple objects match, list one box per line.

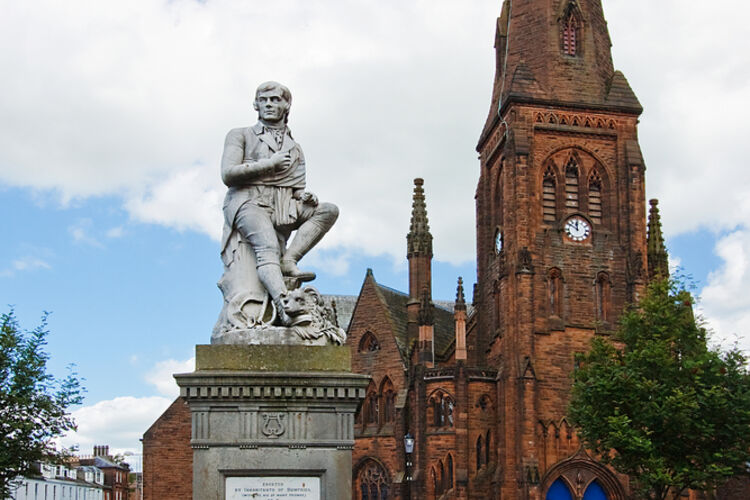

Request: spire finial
left=455, top=277, right=466, bottom=312
left=647, top=198, right=669, bottom=280
left=407, top=178, right=433, bottom=257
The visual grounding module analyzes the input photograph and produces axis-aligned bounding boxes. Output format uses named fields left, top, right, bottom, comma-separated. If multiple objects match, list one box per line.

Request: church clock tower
left=474, top=0, right=646, bottom=498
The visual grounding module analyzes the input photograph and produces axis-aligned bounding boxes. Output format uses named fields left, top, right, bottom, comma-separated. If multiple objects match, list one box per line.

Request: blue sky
left=1, top=0, right=748, bottom=456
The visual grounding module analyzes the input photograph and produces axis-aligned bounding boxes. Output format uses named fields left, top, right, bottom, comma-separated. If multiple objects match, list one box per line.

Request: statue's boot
left=280, top=221, right=325, bottom=282
left=280, top=260, right=316, bottom=282
left=257, top=263, right=293, bottom=326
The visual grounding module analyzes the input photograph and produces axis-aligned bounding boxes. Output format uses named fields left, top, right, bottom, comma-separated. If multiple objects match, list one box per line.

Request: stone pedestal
left=175, top=344, right=369, bottom=500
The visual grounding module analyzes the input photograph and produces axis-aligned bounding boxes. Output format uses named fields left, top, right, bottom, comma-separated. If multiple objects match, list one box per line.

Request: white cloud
left=125, top=166, right=224, bottom=240
left=0, top=1, right=747, bottom=265
left=144, top=357, right=195, bottom=398
left=60, top=356, right=195, bottom=454
left=12, top=256, right=51, bottom=272
left=60, top=396, right=173, bottom=455
left=304, top=248, right=354, bottom=277
left=106, top=226, right=125, bottom=239
left=0, top=256, right=51, bottom=277
left=0, top=0, right=498, bottom=264
left=605, top=1, right=750, bottom=238
left=699, top=228, right=750, bottom=353
left=3, top=1, right=744, bottom=265
left=69, top=218, right=104, bottom=248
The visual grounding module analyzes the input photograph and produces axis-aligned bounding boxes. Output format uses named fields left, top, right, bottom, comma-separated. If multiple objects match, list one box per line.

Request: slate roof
left=324, top=294, right=358, bottom=330
left=79, top=456, right=128, bottom=470
left=372, top=283, right=458, bottom=362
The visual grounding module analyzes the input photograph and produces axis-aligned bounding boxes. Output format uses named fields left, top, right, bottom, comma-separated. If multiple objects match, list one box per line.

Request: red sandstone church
left=141, top=1, right=731, bottom=499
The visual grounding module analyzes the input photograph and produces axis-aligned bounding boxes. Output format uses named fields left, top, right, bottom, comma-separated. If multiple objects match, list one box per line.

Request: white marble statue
left=213, top=82, right=343, bottom=344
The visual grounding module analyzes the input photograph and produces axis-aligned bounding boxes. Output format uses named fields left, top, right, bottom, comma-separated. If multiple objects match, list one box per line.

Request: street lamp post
left=403, top=433, right=415, bottom=500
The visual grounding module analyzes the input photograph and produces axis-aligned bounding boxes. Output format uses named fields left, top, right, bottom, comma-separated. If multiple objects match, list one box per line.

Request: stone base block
left=175, top=349, right=369, bottom=500
left=195, top=344, right=351, bottom=372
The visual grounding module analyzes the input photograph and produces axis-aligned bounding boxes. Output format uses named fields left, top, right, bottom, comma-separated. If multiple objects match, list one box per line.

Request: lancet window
left=476, top=435, right=484, bottom=470
left=431, top=468, right=438, bottom=500
left=364, top=382, right=378, bottom=426
left=548, top=268, right=563, bottom=317
left=565, top=160, right=579, bottom=210
left=430, top=392, right=455, bottom=428
left=446, top=454, right=454, bottom=490
left=357, top=460, right=389, bottom=500
left=595, top=272, right=612, bottom=324
left=562, top=7, right=581, bottom=57
left=543, top=167, right=557, bottom=222
left=380, top=377, right=396, bottom=424
left=438, top=461, right=445, bottom=494
left=359, top=331, right=380, bottom=353
left=494, top=159, right=505, bottom=226
left=588, top=173, right=602, bottom=224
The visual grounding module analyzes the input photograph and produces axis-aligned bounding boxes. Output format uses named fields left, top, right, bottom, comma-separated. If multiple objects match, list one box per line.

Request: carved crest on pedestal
left=261, top=413, right=287, bottom=438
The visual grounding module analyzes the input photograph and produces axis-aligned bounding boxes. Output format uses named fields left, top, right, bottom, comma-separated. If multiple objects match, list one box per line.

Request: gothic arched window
left=595, top=272, right=612, bottom=324
left=446, top=454, right=454, bottom=490
left=476, top=435, right=483, bottom=470
left=495, top=160, right=505, bottom=228
left=431, top=391, right=455, bottom=428
left=494, top=279, right=503, bottom=338
left=380, top=377, right=396, bottom=425
left=589, top=172, right=602, bottom=224
left=565, top=160, right=579, bottom=211
left=548, top=268, right=563, bottom=318
left=543, top=167, right=557, bottom=222
left=365, top=382, right=378, bottom=426
left=357, top=460, right=389, bottom=500
left=431, top=467, right=438, bottom=500
left=359, top=331, right=380, bottom=353
left=562, top=8, right=581, bottom=57
left=438, top=461, right=445, bottom=494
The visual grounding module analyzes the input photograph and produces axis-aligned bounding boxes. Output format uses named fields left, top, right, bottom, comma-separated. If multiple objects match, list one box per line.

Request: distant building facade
left=77, top=446, right=130, bottom=500
left=7, top=462, right=104, bottom=500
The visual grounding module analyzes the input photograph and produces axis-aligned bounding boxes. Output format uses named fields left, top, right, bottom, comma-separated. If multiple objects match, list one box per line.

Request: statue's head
left=253, top=81, right=292, bottom=124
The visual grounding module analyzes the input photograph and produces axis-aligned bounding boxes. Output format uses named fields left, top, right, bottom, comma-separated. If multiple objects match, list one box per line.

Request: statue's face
left=254, top=88, right=290, bottom=124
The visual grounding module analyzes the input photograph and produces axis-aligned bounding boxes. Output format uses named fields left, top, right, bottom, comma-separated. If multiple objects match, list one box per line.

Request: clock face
left=495, top=229, right=503, bottom=253
left=564, top=216, right=591, bottom=242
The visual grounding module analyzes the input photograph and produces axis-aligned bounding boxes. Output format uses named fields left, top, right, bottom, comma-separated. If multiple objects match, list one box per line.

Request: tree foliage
left=569, top=279, right=750, bottom=500
left=0, top=310, right=84, bottom=497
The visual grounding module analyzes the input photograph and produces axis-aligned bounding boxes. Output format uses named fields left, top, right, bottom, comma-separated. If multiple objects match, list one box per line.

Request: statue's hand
left=270, top=151, right=292, bottom=171
left=300, top=191, right=318, bottom=206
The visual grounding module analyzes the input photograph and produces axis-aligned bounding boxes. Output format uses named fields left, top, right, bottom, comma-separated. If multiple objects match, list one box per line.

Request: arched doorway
left=540, top=450, right=625, bottom=500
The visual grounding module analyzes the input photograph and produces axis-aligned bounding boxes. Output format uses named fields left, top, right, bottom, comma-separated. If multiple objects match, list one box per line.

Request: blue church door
left=546, top=478, right=573, bottom=500
left=583, top=480, right=608, bottom=500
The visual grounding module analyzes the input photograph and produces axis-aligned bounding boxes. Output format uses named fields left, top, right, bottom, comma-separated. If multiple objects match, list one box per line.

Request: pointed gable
left=508, top=61, right=546, bottom=102
left=348, top=270, right=457, bottom=365
left=605, top=70, right=643, bottom=113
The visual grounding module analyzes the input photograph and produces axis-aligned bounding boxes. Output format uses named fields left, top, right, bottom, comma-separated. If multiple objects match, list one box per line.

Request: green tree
left=0, top=310, right=84, bottom=497
left=569, top=279, right=750, bottom=500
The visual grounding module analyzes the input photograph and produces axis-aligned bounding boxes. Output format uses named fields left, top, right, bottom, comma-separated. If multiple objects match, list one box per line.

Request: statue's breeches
left=235, top=202, right=283, bottom=267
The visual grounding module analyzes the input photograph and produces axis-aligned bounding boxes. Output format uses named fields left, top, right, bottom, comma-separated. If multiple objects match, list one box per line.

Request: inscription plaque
left=226, top=476, right=320, bottom=499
